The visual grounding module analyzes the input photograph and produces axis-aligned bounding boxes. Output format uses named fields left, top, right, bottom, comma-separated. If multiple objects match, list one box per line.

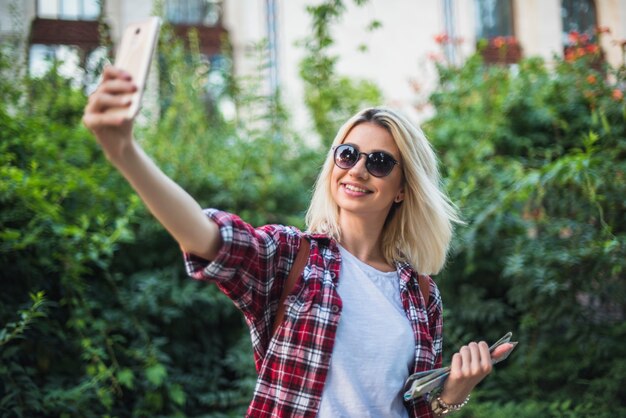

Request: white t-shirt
left=318, top=245, right=414, bottom=418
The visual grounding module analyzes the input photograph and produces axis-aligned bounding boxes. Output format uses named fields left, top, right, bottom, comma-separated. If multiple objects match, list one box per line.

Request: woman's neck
left=337, top=213, right=390, bottom=269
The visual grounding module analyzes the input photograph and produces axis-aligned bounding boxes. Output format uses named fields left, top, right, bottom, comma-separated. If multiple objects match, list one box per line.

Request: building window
left=29, top=44, right=82, bottom=80
left=29, top=43, right=107, bottom=91
left=475, top=0, right=514, bottom=40
left=561, top=0, right=597, bottom=42
left=166, top=0, right=223, bottom=26
left=475, top=0, right=520, bottom=64
left=37, top=0, right=100, bottom=20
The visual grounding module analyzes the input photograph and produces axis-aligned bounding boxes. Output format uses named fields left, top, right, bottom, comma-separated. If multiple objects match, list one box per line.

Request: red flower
left=434, top=33, right=449, bottom=44
left=492, top=36, right=506, bottom=48
left=585, top=44, right=600, bottom=54
left=568, top=31, right=580, bottom=44
left=427, top=51, right=443, bottom=62
left=586, top=74, right=597, bottom=84
left=579, top=33, right=590, bottom=44
left=613, top=89, right=624, bottom=101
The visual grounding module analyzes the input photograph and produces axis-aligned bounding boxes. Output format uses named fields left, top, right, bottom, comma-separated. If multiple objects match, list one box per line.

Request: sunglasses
left=333, top=143, right=400, bottom=178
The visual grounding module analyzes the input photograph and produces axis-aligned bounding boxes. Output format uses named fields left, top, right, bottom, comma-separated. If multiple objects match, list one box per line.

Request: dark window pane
left=37, top=0, right=100, bottom=20
left=475, top=0, right=514, bottom=39
left=166, top=0, right=222, bottom=26
left=562, top=0, right=597, bottom=42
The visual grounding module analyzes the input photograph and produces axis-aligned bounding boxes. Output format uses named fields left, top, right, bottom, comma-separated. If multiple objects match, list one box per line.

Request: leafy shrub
left=0, top=21, right=317, bottom=418
left=425, top=37, right=626, bottom=415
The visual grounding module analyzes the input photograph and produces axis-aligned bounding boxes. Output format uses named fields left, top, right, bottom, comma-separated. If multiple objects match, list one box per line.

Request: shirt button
left=331, top=305, right=340, bottom=313
left=309, top=399, right=319, bottom=408
left=286, top=295, right=297, bottom=303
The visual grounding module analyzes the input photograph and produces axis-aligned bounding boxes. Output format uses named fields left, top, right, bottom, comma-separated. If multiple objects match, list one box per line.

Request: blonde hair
left=305, top=107, right=462, bottom=274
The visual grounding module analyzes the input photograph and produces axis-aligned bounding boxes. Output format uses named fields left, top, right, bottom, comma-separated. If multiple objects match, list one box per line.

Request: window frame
left=475, top=0, right=516, bottom=41
left=36, top=0, right=100, bottom=21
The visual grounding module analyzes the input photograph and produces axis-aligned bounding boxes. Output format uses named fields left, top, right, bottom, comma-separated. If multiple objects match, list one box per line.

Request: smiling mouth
left=342, top=183, right=372, bottom=194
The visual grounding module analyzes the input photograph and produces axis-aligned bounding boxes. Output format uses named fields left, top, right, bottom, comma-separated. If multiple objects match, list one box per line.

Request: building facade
left=1, top=0, right=625, bottom=135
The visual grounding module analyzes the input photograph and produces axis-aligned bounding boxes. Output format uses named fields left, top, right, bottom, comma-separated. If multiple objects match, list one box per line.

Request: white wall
left=3, top=0, right=626, bottom=137
left=270, top=0, right=449, bottom=134
left=105, top=0, right=156, bottom=45
left=597, top=0, right=626, bottom=67
left=514, top=0, right=563, bottom=62
left=0, top=1, right=35, bottom=41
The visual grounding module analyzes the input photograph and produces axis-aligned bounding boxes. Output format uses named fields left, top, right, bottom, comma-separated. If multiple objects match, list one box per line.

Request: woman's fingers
left=101, top=78, right=137, bottom=95
left=87, top=91, right=132, bottom=113
left=84, top=92, right=131, bottom=130
left=84, top=67, right=137, bottom=129
left=478, top=341, right=493, bottom=373
left=450, top=341, right=494, bottom=380
left=82, top=111, right=126, bottom=130
left=441, top=340, right=515, bottom=405
left=491, top=342, right=517, bottom=363
left=458, top=344, right=472, bottom=376
left=88, top=78, right=136, bottom=109
left=101, top=64, right=132, bottom=82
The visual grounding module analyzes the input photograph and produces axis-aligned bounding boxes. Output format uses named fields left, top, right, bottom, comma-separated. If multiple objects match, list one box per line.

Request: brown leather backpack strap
left=418, top=274, right=431, bottom=307
left=272, top=238, right=310, bottom=336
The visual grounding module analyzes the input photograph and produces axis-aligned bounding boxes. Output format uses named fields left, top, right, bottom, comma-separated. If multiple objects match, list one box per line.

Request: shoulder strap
left=418, top=274, right=431, bottom=307
left=272, top=238, right=310, bottom=336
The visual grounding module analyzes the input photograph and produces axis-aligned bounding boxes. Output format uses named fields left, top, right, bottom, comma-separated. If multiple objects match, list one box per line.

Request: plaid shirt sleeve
left=183, top=209, right=301, bottom=338
left=406, top=274, right=443, bottom=418
left=425, top=275, right=443, bottom=369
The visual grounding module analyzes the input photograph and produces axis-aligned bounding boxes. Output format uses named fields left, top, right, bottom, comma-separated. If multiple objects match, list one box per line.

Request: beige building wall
left=274, top=0, right=449, bottom=129
left=596, top=0, right=626, bottom=67
left=2, top=0, right=626, bottom=135
left=105, top=1, right=155, bottom=45
left=514, top=0, right=563, bottom=61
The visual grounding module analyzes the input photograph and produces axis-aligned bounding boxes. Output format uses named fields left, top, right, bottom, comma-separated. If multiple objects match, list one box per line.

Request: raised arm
left=83, top=65, right=220, bottom=260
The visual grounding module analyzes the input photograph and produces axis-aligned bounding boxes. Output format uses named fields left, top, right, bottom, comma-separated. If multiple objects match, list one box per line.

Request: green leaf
left=169, top=384, right=186, bottom=406
left=366, top=19, right=382, bottom=31
left=116, top=368, right=135, bottom=389
left=145, top=363, right=167, bottom=387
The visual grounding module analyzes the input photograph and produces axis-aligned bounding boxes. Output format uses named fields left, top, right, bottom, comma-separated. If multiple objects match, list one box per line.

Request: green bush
left=0, top=22, right=318, bottom=417
left=4, top=2, right=625, bottom=416
left=425, top=39, right=626, bottom=415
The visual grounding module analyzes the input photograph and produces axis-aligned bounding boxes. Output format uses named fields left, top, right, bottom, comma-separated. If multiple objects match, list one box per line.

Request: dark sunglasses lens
left=335, top=145, right=358, bottom=169
left=366, top=152, right=395, bottom=177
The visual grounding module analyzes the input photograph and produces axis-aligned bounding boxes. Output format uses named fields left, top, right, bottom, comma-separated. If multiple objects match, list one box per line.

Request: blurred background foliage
left=1, top=0, right=625, bottom=417
left=427, top=36, right=626, bottom=417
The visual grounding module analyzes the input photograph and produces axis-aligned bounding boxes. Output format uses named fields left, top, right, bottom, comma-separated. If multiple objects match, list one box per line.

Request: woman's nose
left=348, top=154, right=369, bottom=178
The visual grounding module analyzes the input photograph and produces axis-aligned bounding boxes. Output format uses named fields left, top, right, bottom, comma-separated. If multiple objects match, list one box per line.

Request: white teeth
left=344, top=184, right=369, bottom=193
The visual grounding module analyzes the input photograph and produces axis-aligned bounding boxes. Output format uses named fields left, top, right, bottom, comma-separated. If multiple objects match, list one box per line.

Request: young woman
left=84, top=66, right=508, bottom=417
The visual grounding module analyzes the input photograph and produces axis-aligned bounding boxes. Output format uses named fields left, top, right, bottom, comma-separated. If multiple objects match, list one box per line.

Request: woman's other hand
left=439, top=341, right=516, bottom=405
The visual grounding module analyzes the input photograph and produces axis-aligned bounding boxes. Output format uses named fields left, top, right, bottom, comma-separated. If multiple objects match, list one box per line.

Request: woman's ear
left=394, top=189, right=405, bottom=203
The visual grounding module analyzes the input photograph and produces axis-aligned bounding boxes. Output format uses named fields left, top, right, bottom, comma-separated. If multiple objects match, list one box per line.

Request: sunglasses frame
left=333, top=143, right=400, bottom=178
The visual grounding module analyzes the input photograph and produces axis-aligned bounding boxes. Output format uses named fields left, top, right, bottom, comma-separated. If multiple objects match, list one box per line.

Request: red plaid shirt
left=184, top=209, right=443, bottom=417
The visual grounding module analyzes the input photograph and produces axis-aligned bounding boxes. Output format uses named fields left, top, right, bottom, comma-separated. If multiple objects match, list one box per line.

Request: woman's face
left=330, top=122, right=404, bottom=223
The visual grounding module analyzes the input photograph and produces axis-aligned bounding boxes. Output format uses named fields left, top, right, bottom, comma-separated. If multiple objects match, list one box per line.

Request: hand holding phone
left=106, top=17, right=161, bottom=119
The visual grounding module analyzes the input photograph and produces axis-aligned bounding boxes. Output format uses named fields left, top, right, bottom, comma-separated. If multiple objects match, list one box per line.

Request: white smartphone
left=107, top=17, right=161, bottom=119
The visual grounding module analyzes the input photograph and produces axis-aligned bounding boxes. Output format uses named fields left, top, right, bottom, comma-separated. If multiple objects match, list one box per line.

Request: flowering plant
left=564, top=29, right=602, bottom=62
left=478, top=35, right=522, bottom=64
